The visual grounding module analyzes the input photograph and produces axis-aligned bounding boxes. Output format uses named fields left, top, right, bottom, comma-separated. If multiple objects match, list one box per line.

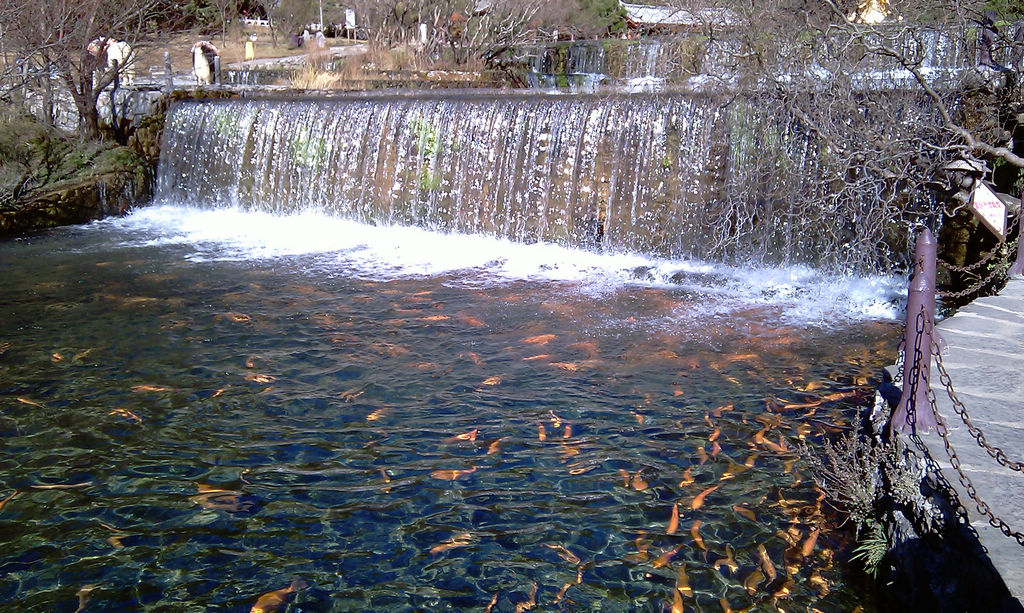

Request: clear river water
left=0, top=205, right=902, bottom=611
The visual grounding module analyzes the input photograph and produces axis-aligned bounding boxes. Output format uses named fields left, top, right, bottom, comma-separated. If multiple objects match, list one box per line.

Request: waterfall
left=156, top=92, right=917, bottom=272
left=522, top=28, right=971, bottom=90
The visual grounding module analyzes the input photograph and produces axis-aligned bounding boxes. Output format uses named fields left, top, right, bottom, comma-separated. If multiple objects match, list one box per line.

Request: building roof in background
left=620, top=3, right=740, bottom=28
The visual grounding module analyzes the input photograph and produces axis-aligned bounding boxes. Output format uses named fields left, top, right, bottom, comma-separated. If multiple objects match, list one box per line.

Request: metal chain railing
left=933, top=345, right=1024, bottom=473
left=930, top=391, right=1024, bottom=546
left=936, top=239, right=1004, bottom=273
left=937, top=239, right=1018, bottom=300
left=910, top=313, right=1024, bottom=546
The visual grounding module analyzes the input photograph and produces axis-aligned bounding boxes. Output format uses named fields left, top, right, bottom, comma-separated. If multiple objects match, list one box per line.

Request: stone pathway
left=227, top=44, right=367, bottom=70
left=919, top=277, right=1024, bottom=604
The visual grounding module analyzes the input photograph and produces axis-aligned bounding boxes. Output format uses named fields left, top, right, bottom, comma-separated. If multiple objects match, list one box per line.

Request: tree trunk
left=66, top=75, right=102, bottom=140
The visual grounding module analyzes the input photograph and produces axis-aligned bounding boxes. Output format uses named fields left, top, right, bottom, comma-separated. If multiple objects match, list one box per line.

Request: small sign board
left=970, top=182, right=1007, bottom=241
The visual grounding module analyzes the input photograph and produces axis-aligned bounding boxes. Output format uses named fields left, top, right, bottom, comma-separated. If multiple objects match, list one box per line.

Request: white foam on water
left=95, top=203, right=905, bottom=325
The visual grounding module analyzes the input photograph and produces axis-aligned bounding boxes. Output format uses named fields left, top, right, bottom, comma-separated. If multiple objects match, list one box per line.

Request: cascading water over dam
left=158, top=91, right=911, bottom=273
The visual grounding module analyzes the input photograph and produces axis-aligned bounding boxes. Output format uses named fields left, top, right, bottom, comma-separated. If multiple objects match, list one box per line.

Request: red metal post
left=1010, top=198, right=1024, bottom=278
left=890, top=229, right=940, bottom=435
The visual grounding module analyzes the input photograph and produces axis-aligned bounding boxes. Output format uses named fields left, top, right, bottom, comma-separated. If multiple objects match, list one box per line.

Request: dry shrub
left=290, top=64, right=348, bottom=90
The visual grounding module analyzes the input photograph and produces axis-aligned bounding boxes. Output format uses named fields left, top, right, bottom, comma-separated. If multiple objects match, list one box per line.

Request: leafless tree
left=655, top=0, right=1024, bottom=270
left=353, top=0, right=545, bottom=67
left=2, top=0, right=163, bottom=140
left=209, top=0, right=240, bottom=47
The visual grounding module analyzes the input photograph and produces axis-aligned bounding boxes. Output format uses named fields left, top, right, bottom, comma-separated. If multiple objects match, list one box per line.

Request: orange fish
left=522, top=334, right=556, bottom=345
left=801, top=527, right=819, bottom=558
left=430, top=532, right=473, bottom=555
left=652, top=544, right=683, bottom=568
left=709, top=427, right=721, bottom=442
left=484, top=593, right=498, bottom=613
left=341, top=387, right=364, bottom=402
left=0, top=490, right=18, bottom=512
left=718, top=463, right=746, bottom=482
left=678, top=467, right=694, bottom=487
left=109, top=408, right=142, bottom=423
left=430, top=467, right=477, bottom=481
left=761, top=435, right=789, bottom=454
left=690, top=520, right=705, bottom=551
left=16, top=397, right=44, bottom=407
left=75, top=585, right=97, bottom=613
left=631, top=470, right=649, bottom=491
left=732, top=505, right=756, bottom=522
left=190, top=485, right=255, bottom=513
left=250, top=579, right=304, bottom=613
left=625, top=536, right=651, bottom=563
left=514, top=582, right=538, bottom=612
left=667, top=503, right=680, bottom=534
left=554, top=580, right=575, bottom=604
left=671, top=590, right=684, bottom=613
left=691, top=485, right=718, bottom=510
left=538, top=423, right=547, bottom=441
left=567, top=462, right=596, bottom=475
left=757, top=544, right=777, bottom=581
left=131, top=384, right=170, bottom=392
left=713, top=544, right=738, bottom=573
left=780, top=390, right=857, bottom=410
left=809, top=569, right=829, bottom=596
left=445, top=429, right=478, bottom=443
left=743, top=569, right=764, bottom=595
left=419, top=314, right=449, bottom=322
left=522, top=354, right=550, bottom=361
left=461, top=351, right=484, bottom=365
left=771, top=579, right=793, bottom=606
left=487, top=438, right=505, bottom=455
left=676, top=563, right=693, bottom=597
left=544, top=543, right=581, bottom=565
left=481, top=376, right=502, bottom=386
left=711, top=403, right=734, bottom=418
left=30, top=481, right=92, bottom=490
